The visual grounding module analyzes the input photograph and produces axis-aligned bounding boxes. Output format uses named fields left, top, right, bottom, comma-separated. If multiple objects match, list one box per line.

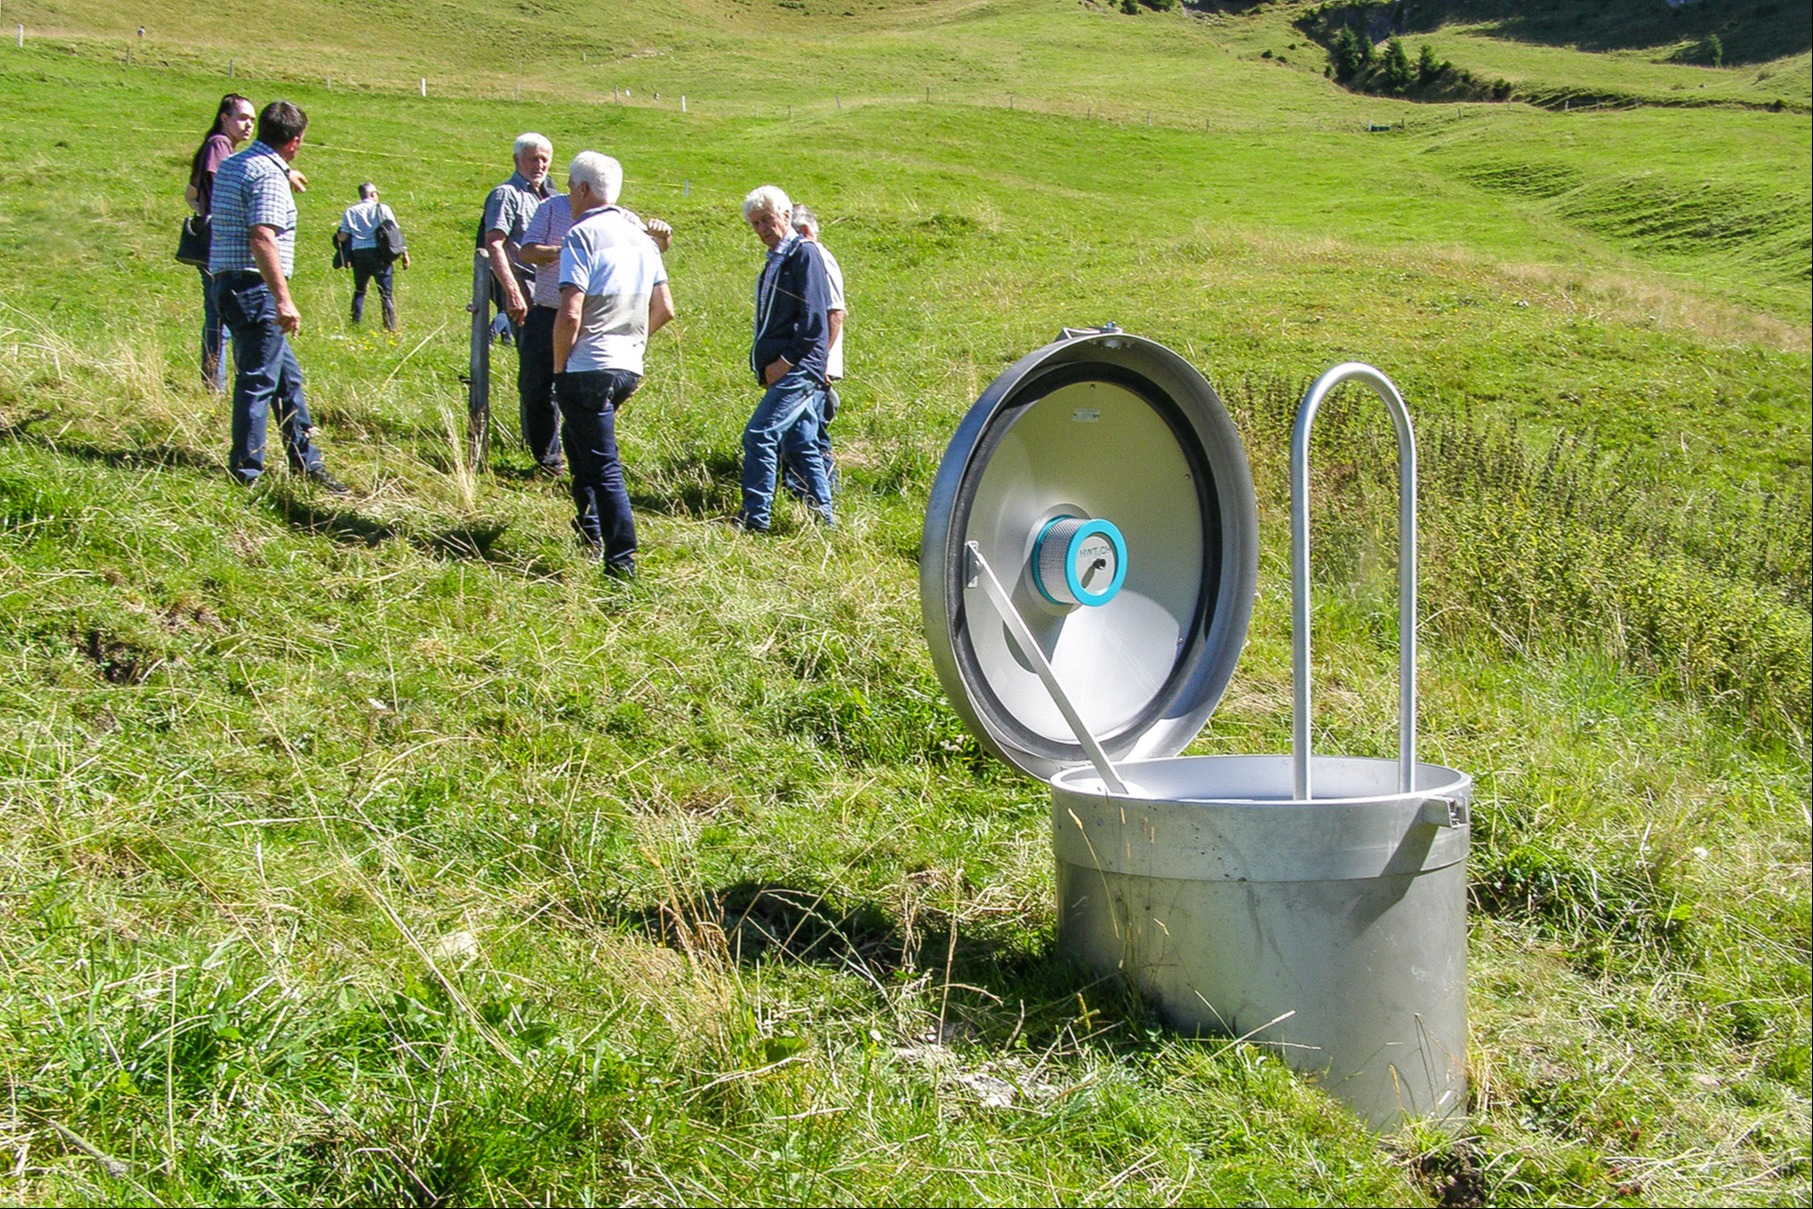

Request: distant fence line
left=9, top=31, right=1432, bottom=137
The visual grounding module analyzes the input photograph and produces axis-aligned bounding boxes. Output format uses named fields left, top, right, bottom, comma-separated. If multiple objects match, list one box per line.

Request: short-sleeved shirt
left=208, top=141, right=297, bottom=276
left=818, top=243, right=846, bottom=381
left=191, top=132, right=236, bottom=216
left=478, top=171, right=554, bottom=262
left=522, top=196, right=577, bottom=309
left=559, top=207, right=667, bottom=375
left=525, top=197, right=649, bottom=309
left=338, top=199, right=395, bottom=250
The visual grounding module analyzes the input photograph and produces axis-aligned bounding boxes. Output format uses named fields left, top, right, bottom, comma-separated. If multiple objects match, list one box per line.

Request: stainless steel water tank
left=921, top=334, right=1471, bottom=1129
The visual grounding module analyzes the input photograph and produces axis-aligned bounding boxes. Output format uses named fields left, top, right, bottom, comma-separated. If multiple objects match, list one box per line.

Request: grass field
left=1, top=0, right=1809, bottom=1203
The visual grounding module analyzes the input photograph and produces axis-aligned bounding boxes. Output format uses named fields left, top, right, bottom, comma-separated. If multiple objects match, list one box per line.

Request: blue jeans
left=781, top=383, right=838, bottom=501
left=214, top=273, right=325, bottom=483
left=740, top=367, right=831, bottom=529
left=198, top=266, right=228, bottom=393
left=556, top=368, right=640, bottom=570
left=349, top=249, right=396, bottom=330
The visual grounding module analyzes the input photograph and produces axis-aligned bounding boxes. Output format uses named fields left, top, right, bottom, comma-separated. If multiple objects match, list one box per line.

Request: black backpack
left=375, top=209, right=407, bottom=264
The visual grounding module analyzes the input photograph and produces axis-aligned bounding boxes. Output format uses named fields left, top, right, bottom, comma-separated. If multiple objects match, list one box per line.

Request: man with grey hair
left=478, top=133, right=559, bottom=472
left=336, top=181, right=409, bottom=330
left=733, top=184, right=833, bottom=533
left=550, top=151, right=674, bottom=577
left=518, top=158, right=672, bottom=481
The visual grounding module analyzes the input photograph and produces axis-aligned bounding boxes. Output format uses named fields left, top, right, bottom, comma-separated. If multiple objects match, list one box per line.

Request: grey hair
left=358, top=181, right=377, bottom=199
left=790, top=204, right=819, bottom=235
left=513, top=132, right=552, bottom=158
left=742, top=184, right=790, bottom=221
left=567, top=152, right=623, bottom=205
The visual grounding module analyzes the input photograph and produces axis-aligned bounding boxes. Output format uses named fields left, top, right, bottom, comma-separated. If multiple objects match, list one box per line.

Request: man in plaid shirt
left=209, top=100, right=347, bottom=492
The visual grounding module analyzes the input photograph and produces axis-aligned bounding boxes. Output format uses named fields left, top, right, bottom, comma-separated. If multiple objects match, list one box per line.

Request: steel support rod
left=965, top=542, right=1129, bottom=795
left=1290, top=363, right=1418, bottom=800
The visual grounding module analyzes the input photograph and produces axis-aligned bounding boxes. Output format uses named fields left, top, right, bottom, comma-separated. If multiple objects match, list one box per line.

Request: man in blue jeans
left=551, top=152, right=675, bottom=579
left=208, top=100, right=347, bottom=492
left=735, top=185, right=833, bottom=532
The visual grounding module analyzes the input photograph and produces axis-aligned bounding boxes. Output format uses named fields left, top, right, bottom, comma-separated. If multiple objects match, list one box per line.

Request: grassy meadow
left=1, top=0, right=1809, bottom=1204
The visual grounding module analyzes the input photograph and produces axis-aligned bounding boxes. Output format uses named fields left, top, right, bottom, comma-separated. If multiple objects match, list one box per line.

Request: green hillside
left=1287, top=0, right=1812, bottom=108
left=1, top=0, right=1809, bottom=1204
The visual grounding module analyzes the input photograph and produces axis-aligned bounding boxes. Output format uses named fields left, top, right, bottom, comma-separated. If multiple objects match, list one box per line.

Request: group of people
left=184, top=100, right=850, bottom=576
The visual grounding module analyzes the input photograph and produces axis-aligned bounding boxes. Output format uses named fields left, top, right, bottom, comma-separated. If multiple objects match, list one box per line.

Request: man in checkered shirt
left=209, top=100, right=347, bottom=492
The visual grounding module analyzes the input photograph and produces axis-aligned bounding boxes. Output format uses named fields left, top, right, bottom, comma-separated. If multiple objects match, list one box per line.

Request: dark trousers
left=214, top=273, right=324, bottom=483
left=198, top=266, right=228, bottom=392
left=556, top=368, right=641, bottom=570
left=348, top=249, right=396, bottom=330
left=519, top=307, right=562, bottom=472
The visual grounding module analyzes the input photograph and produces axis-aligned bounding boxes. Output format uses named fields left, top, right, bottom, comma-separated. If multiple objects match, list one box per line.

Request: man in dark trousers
left=479, top=133, right=560, bottom=474
left=734, top=185, right=833, bottom=532
left=207, top=100, right=347, bottom=492
left=336, top=182, right=409, bottom=330
left=550, top=152, right=675, bottom=578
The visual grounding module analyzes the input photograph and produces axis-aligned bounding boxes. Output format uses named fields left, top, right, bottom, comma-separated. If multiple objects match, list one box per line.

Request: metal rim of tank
left=919, top=330, right=1260, bottom=782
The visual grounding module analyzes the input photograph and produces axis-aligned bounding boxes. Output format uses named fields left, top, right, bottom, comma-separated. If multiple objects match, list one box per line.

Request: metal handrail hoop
left=1291, top=363, right=1418, bottom=799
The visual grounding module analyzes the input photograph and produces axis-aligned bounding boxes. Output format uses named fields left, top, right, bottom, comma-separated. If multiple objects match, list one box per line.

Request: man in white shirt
left=551, top=152, right=675, bottom=579
left=783, top=203, right=844, bottom=501
left=520, top=189, right=671, bottom=477
left=335, top=182, right=409, bottom=330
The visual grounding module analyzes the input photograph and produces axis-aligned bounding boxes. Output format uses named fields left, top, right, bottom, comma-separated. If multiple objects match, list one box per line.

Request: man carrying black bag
left=335, top=182, right=410, bottom=331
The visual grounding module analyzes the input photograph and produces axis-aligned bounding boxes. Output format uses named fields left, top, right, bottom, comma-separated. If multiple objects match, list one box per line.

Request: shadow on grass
left=23, top=425, right=540, bottom=568
left=628, top=449, right=743, bottom=520
left=621, top=878, right=1156, bottom=1048
left=3, top=422, right=224, bottom=478
left=266, top=494, right=515, bottom=564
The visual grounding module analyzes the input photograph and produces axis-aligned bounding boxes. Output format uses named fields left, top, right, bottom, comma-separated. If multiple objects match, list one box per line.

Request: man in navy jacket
left=735, top=185, right=833, bottom=531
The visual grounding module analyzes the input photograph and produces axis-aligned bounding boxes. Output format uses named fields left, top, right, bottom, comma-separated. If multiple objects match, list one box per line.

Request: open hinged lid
left=920, top=328, right=1260, bottom=783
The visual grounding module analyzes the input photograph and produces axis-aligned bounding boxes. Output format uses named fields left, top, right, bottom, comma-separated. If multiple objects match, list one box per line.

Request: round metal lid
left=920, top=329, right=1259, bottom=783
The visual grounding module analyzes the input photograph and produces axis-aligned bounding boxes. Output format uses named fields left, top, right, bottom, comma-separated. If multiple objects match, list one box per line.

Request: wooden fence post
left=468, top=252, right=492, bottom=470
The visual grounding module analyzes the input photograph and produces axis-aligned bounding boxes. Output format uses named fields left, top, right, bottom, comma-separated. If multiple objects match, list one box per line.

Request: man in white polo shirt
left=519, top=184, right=671, bottom=478
left=551, top=152, right=675, bottom=579
left=335, top=182, right=409, bottom=331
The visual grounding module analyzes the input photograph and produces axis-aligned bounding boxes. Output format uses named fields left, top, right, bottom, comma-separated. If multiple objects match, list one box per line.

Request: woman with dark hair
left=187, top=94, right=253, bottom=391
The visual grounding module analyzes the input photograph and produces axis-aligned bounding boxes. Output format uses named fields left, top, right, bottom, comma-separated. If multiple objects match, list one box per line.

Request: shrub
left=1416, top=42, right=1446, bottom=87
left=1330, top=26, right=1368, bottom=80
left=1381, top=37, right=1413, bottom=93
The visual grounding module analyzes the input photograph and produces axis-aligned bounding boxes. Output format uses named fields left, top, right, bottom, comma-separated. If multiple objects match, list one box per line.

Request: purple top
left=192, top=132, right=236, bottom=215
